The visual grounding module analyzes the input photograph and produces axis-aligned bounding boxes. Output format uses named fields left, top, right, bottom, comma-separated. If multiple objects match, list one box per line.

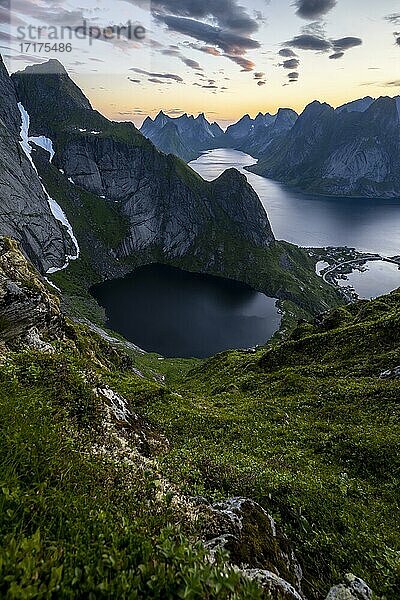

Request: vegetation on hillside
left=1, top=245, right=399, bottom=597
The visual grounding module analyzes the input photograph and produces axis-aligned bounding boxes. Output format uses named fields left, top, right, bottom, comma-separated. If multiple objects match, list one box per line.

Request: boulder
left=325, top=574, right=372, bottom=600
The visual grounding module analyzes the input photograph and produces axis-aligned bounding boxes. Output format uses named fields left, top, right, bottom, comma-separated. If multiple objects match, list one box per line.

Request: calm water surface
left=190, top=149, right=400, bottom=257
left=92, top=265, right=281, bottom=358
left=190, top=148, right=400, bottom=299
left=337, top=261, right=400, bottom=299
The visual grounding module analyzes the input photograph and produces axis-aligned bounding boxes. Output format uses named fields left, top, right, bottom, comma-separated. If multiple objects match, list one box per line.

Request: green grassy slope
left=109, top=290, right=400, bottom=599
left=1, top=235, right=399, bottom=597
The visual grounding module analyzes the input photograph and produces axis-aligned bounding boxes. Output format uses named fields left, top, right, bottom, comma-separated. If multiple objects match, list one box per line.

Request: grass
left=0, top=349, right=262, bottom=600
left=1, top=244, right=399, bottom=598
left=104, top=289, right=400, bottom=599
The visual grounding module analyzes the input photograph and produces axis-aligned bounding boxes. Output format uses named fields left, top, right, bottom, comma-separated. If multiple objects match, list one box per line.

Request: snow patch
left=29, top=135, right=55, bottom=162
left=68, top=177, right=75, bottom=184
left=18, top=103, right=80, bottom=273
left=44, top=277, right=62, bottom=293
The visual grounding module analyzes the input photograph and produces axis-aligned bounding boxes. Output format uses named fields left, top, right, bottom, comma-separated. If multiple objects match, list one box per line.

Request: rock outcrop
left=0, top=237, right=68, bottom=353
left=199, top=497, right=305, bottom=600
left=0, top=56, right=75, bottom=273
left=325, top=574, right=372, bottom=600
left=12, top=60, right=275, bottom=263
left=249, top=96, right=400, bottom=198
left=141, top=111, right=224, bottom=161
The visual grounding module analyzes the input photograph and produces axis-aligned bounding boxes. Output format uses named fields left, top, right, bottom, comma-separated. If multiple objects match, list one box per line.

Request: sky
left=1, top=0, right=400, bottom=127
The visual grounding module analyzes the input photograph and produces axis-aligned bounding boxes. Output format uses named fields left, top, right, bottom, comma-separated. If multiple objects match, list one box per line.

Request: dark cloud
left=279, top=48, right=297, bottom=57
left=286, top=33, right=331, bottom=51
left=224, top=54, right=255, bottom=71
left=130, top=67, right=183, bottom=82
left=288, top=71, right=299, bottom=82
left=294, top=0, right=337, bottom=20
left=148, top=78, right=170, bottom=84
left=155, top=14, right=260, bottom=55
left=181, top=56, right=202, bottom=70
left=384, top=80, right=400, bottom=87
left=282, top=58, right=300, bottom=69
left=149, top=1, right=261, bottom=71
left=162, top=48, right=180, bottom=56
left=9, top=0, right=86, bottom=28
left=128, top=79, right=141, bottom=83
left=385, top=13, right=400, bottom=25
left=254, top=71, right=265, bottom=79
left=150, top=0, right=259, bottom=34
left=257, top=80, right=266, bottom=86
left=285, top=33, right=362, bottom=56
left=332, top=37, right=362, bottom=51
left=329, top=51, right=344, bottom=59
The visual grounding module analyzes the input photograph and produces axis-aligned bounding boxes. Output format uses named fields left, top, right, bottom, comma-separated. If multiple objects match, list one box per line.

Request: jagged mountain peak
left=336, top=96, right=375, bottom=114
left=19, top=58, right=68, bottom=76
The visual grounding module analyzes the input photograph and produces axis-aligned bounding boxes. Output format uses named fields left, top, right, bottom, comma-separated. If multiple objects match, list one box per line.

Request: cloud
left=385, top=13, right=400, bottom=25
left=332, top=37, right=362, bottom=51
left=155, top=14, right=260, bottom=55
left=282, top=58, right=300, bottom=69
left=329, top=51, right=344, bottom=59
left=286, top=33, right=331, bottom=51
left=162, top=48, right=181, bottom=56
left=148, top=78, right=170, bottom=84
left=224, top=54, right=255, bottom=71
left=149, top=1, right=261, bottom=71
left=285, top=33, right=362, bottom=56
left=288, top=71, right=299, bottom=82
left=254, top=71, right=265, bottom=79
left=384, top=80, right=400, bottom=87
left=130, top=67, right=183, bottom=82
left=128, top=78, right=141, bottom=83
left=150, top=0, right=260, bottom=34
left=257, top=80, right=266, bottom=86
left=294, top=0, right=337, bottom=20
left=181, top=56, right=202, bottom=70
left=279, top=48, right=297, bottom=57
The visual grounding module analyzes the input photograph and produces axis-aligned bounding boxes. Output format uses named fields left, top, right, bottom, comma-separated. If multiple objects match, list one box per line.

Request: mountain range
left=140, top=95, right=400, bottom=198
left=248, top=96, right=400, bottom=198
left=0, top=56, right=338, bottom=322
left=141, top=111, right=224, bottom=161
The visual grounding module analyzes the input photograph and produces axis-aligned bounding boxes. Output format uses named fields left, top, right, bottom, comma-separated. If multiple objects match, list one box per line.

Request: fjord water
left=337, top=261, right=400, bottom=300
left=92, top=265, right=281, bottom=358
left=190, top=149, right=400, bottom=257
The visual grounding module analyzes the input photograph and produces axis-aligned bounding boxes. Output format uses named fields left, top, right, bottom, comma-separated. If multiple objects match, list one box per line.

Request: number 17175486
left=19, top=42, right=72, bottom=53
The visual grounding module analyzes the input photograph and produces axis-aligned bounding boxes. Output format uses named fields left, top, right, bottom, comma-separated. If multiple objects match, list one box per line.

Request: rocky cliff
left=12, top=61, right=274, bottom=263
left=141, top=111, right=225, bottom=161
left=0, top=57, right=76, bottom=273
left=249, top=97, right=400, bottom=198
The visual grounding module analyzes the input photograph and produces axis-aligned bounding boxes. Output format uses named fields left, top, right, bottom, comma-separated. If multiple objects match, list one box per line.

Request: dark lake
left=92, top=264, right=281, bottom=358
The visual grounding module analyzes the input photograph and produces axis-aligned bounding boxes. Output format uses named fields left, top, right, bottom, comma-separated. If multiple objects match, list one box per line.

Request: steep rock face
left=0, top=57, right=75, bottom=272
left=140, top=111, right=225, bottom=161
left=0, top=237, right=68, bottom=353
left=141, top=120, right=197, bottom=162
left=13, top=61, right=274, bottom=264
left=249, top=97, right=400, bottom=198
left=239, top=108, right=298, bottom=157
left=335, top=97, right=375, bottom=114
left=225, top=114, right=253, bottom=143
